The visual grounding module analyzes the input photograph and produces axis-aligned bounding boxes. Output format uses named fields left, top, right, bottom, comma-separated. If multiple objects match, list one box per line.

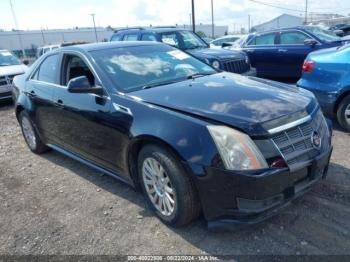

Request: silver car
left=0, top=50, right=28, bottom=101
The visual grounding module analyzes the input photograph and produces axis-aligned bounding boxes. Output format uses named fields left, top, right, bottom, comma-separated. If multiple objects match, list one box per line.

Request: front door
left=52, top=53, right=124, bottom=174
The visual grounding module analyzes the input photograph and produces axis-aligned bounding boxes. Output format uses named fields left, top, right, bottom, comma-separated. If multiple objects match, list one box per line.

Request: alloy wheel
left=142, top=157, right=175, bottom=216
left=21, top=117, right=36, bottom=150
left=345, top=103, right=350, bottom=125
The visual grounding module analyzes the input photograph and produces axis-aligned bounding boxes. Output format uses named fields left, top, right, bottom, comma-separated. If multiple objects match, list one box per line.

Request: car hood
left=0, top=64, right=27, bottom=77
left=131, top=73, right=317, bottom=137
left=186, top=47, right=246, bottom=60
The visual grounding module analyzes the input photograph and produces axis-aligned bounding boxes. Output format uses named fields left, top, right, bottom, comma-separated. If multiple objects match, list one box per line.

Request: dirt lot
left=0, top=102, right=349, bottom=256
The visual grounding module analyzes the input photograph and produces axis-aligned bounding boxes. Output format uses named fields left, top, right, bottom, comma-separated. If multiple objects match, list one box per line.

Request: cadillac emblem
left=5, top=76, right=13, bottom=86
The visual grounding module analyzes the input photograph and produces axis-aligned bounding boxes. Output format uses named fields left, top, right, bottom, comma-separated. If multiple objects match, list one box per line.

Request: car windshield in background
left=91, top=45, right=216, bottom=93
left=0, top=51, right=21, bottom=66
left=161, top=31, right=208, bottom=50
left=305, top=26, right=341, bottom=42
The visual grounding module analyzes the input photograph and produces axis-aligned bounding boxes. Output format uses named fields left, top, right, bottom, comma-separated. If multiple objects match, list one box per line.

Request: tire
left=337, top=95, right=350, bottom=132
left=138, top=145, right=200, bottom=227
left=19, top=111, right=49, bottom=154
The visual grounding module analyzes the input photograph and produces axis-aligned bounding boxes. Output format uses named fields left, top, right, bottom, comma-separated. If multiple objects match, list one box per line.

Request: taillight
left=302, top=60, right=316, bottom=73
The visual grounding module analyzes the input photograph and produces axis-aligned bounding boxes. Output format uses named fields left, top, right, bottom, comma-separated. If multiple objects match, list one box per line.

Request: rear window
left=249, top=33, right=276, bottom=46
left=123, top=34, right=139, bottom=41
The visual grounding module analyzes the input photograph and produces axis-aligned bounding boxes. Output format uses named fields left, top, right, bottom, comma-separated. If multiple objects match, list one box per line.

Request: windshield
left=161, top=30, right=208, bottom=50
left=0, top=51, right=21, bottom=66
left=304, top=26, right=341, bottom=42
left=91, top=44, right=216, bottom=93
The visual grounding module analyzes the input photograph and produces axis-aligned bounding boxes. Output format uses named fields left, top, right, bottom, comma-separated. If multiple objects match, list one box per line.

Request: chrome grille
left=222, top=59, right=250, bottom=74
left=0, top=75, right=16, bottom=86
left=271, top=110, right=330, bottom=167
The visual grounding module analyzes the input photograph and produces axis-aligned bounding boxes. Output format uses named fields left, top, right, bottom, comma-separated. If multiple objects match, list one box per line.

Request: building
left=251, top=14, right=303, bottom=32
left=0, top=24, right=228, bottom=57
left=179, top=24, right=228, bottom=38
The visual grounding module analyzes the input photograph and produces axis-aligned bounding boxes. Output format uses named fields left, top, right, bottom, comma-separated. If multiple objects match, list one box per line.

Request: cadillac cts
left=12, top=42, right=333, bottom=227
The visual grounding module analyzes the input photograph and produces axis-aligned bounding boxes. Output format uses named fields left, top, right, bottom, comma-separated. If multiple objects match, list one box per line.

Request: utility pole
left=191, top=0, right=195, bottom=32
left=90, top=13, right=98, bottom=42
left=40, top=28, right=46, bottom=45
left=9, top=0, right=25, bottom=58
left=304, top=0, right=308, bottom=24
left=248, top=14, right=251, bottom=33
left=211, top=0, right=214, bottom=38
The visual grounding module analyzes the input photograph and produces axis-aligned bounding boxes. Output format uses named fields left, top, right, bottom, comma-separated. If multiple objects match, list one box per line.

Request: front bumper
left=0, top=84, right=13, bottom=101
left=193, top=146, right=332, bottom=227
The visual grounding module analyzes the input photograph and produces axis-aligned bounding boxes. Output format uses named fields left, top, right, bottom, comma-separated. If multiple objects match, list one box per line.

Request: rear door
left=242, top=32, right=279, bottom=77
left=277, top=30, right=317, bottom=77
left=26, top=54, right=60, bottom=142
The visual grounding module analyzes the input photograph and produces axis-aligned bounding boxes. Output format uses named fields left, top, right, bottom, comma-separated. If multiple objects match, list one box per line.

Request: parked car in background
left=13, top=42, right=332, bottom=227
left=297, top=44, right=350, bottom=131
left=209, top=35, right=242, bottom=49
left=329, top=24, right=350, bottom=36
left=36, top=42, right=90, bottom=58
left=201, top=37, right=213, bottom=44
left=236, top=26, right=345, bottom=78
left=110, top=27, right=255, bottom=76
left=36, top=44, right=61, bottom=58
left=0, top=50, right=28, bottom=101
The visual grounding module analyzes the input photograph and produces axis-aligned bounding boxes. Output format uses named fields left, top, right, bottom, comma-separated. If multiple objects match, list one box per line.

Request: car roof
left=114, top=27, right=191, bottom=34
left=254, top=26, right=311, bottom=35
left=59, top=41, right=165, bottom=52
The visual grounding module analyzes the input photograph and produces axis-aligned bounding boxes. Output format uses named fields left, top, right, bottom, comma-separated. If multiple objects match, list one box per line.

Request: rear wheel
left=337, top=95, right=350, bottom=131
left=19, top=111, right=49, bottom=154
left=138, top=145, right=200, bottom=227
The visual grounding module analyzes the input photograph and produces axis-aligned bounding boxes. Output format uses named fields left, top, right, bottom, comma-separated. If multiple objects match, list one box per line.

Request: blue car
left=237, top=26, right=345, bottom=78
left=297, top=44, right=350, bottom=131
left=110, top=27, right=256, bottom=76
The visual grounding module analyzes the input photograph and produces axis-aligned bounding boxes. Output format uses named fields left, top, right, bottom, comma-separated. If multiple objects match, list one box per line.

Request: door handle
left=246, top=49, right=254, bottom=53
left=27, top=90, right=37, bottom=98
left=278, top=49, right=288, bottom=52
left=55, top=99, right=64, bottom=108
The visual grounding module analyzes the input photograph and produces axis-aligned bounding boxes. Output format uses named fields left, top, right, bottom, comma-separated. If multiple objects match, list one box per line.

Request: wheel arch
left=334, top=88, right=350, bottom=114
left=127, top=135, right=188, bottom=190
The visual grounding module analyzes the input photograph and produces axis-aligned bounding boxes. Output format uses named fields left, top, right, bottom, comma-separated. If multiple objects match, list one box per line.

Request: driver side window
left=161, top=33, right=180, bottom=48
left=62, top=55, right=95, bottom=87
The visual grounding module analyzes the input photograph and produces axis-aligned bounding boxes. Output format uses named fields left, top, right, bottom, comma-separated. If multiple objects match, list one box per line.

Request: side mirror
left=304, top=39, right=318, bottom=47
left=23, top=60, right=29, bottom=65
left=334, top=29, right=345, bottom=37
left=221, top=42, right=233, bottom=48
left=67, top=76, right=103, bottom=95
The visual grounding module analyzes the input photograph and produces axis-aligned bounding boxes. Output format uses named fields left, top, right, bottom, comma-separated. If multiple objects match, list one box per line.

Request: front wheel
left=138, top=145, right=200, bottom=227
left=337, top=95, right=350, bottom=132
left=19, top=111, right=49, bottom=154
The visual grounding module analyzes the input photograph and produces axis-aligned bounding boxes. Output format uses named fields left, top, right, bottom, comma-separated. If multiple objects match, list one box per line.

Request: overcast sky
left=1, top=0, right=350, bottom=31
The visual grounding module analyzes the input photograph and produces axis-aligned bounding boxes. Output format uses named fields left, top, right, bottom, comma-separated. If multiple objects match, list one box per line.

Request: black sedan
left=12, top=42, right=332, bottom=227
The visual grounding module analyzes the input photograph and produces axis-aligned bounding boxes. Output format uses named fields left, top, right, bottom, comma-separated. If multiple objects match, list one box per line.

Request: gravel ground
left=0, top=101, right=349, bottom=256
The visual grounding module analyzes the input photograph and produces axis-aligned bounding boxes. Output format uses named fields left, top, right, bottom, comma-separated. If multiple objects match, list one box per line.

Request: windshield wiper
left=142, top=79, right=183, bottom=90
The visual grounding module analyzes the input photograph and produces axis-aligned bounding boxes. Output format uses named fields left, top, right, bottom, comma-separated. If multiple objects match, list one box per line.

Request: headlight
left=212, top=60, right=220, bottom=69
left=207, top=126, right=268, bottom=170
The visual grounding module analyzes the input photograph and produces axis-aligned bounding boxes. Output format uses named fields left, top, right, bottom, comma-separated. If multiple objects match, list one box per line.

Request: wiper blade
left=142, top=79, right=182, bottom=90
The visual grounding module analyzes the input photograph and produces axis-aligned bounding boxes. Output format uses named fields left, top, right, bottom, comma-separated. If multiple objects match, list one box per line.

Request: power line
left=249, top=0, right=304, bottom=13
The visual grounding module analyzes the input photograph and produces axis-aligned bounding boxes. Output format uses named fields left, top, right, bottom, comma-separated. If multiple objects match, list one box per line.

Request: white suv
left=0, top=50, right=28, bottom=101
